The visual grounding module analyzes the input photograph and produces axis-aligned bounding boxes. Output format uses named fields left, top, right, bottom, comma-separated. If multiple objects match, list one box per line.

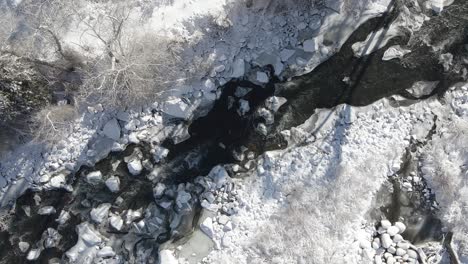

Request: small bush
left=31, top=104, right=77, bottom=144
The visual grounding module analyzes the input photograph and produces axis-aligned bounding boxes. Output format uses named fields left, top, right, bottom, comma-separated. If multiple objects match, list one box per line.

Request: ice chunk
left=280, top=49, right=295, bottom=62
left=176, top=190, right=192, bottom=211
left=27, top=248, right=41, bottom=261
left=109, top=214, right=123, bottom=231
left=56, top=210, right=71, bottom=225
left=200, top=217, right=215, bottom=239
left=43, top=228, right=62, bottom=248
left=265, top=96, right=287, bottom=112
left=49, top=173, right=66, bottom=189
left=256, top=72, right=269, bottom=83
left=103, top=118, right=121, bottom=141
left=237, top=99, right=250, bottom=116
left=256, top=123, right=268, bottom=136
left=105, top=176, right=120, bottom=193
left=66, top=222, right=101, bottom=262
left=257, top=108, right=274, bottom=125
left=231, top=58, right=245, bottom=78
left=162, top=97, right=192, bottom=120
left=90, top=203, right=111, bottom=224
left=127, top=159, right=143, bottom=176
left=303, top=39, right=318, bottom=53
left=382, top=45, right=411, bottom=61
left=86, top=171, right=102, bottom=185
left=153, top=183, right=166, bottom=199
left=38, top=206, right=56, bottom=215
left=208, top=166, right=229, bottom=188
left=153, top=146, right=169, bottom=163
left=18, top=241, right=30, bottom=253
left=97, top=246, right=115, bottom=258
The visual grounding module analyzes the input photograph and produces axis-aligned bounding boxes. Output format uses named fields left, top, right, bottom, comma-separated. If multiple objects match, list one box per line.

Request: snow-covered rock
left=18, top=241, right=30, bottom=253
left=66, top=222, right=102, bottom=262
left=86, top=171, right=102, bottom=185
left=109, top=214, right=124, bottom=231
left=394, top=222, right=406, bottom=233
left=27, top=248, right=41, bottom=261
left=208, top=166, right=229, bottom=189
left=200, top=217, right=215, bottom=239
left=381, top=234, right=392, bottom=249
left=43, top=228, right=62, bottom=248
left=382, top=45, right=411, bottom=61
left=105, top=176, right=120, bottom=193
left=387, top=226, right=399, bottom=236
left=381, top=220, right=392, bottom=229
left=56, top=210, right=71, bottom=225
left=90, top=203, right=111, bottom=224
left=153, top=146, right=169, bottom=163
left=48, top=173, right=67, bottom=189
left=97, top=246, right=115, bottom=258
left=127, top=159, right=143, bottom=175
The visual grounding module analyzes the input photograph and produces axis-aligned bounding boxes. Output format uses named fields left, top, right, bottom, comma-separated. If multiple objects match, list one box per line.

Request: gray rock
left=103, top=118, right=121, bottom=141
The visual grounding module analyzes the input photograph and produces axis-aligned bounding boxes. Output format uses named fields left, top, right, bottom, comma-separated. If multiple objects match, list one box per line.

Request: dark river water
left=0, top=0, right=467, bottom=263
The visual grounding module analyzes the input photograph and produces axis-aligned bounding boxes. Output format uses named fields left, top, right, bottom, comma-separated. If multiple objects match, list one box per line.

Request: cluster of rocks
left=369, top=220, right=426, bottom=264
left=255, top=96, right=287, bottom=136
